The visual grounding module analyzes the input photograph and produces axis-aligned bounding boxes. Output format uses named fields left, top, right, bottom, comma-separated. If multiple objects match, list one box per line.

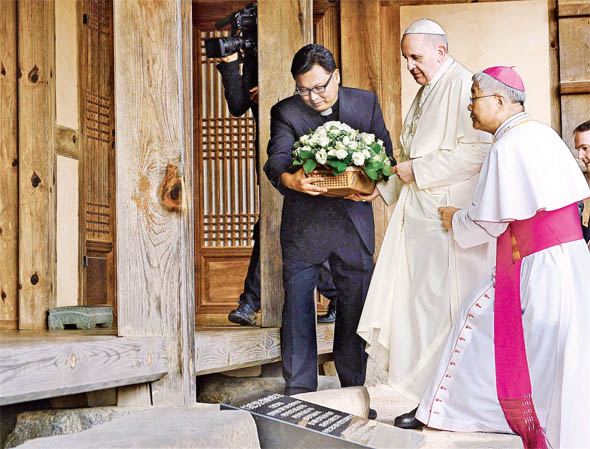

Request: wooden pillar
left=114, top=0, right=196, bottom=406
left=340, top=0, right=401, bottom=257
left=18, top=0, right=57, bottom=329
left=557, top=0, right=590, bottom=149
left=259, top=0, right=313, bottom=327
left=0, top=0, right=18, bottom=330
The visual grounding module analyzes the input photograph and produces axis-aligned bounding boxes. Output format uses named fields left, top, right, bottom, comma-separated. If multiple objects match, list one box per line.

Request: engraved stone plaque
left=221, top=392, right=424, bottom=449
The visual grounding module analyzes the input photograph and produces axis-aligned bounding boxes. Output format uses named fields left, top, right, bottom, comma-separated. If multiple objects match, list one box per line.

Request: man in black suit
left=216, top=51, right=339, bottom=326
left=264, top=44, right=394, bottom=395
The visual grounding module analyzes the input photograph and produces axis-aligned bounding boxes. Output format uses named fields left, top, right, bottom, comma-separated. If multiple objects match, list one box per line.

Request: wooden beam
left=55, top=125, right=80, bottom=159
left=558, top=1, right=590, bottom=17
left=0, top=0, right=18, bottom=331
left=0, top=335, right=167, bottom=406
left=258, top=0, right=313, bottom=327
left=114, top=0, right=196, bottom=406
left=195, top=324, right=334, bottom=375
left=560, top=80, right=590, bottom=94
left=548, top=0, right=562, bottom=133
left=18, top=0, right=57, bottom=329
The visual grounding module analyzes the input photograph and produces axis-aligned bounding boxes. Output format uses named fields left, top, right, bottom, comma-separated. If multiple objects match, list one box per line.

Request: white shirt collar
left=494, top=112, right=529, bottom=141
left=427, top=56, right=454, bottom=88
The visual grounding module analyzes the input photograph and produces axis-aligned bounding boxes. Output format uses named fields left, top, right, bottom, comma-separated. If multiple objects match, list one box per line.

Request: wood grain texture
left=258, top=0, right=313, bottom=327
left=195, top=323, right=334, bottom=374
left=17, top=0, right=57, bottom=329
left=114, top=0, right=196, bottom=406
left=548, top=0, right=562, bottom=133
left=558, top=1, right=590, bottom=17
left=558, top=16, right=590, bottom=82
left=0, top=335, right=167, bottom=406
left=560, top=95, right=590, bottom=150
left=55, top=125, right=80, bottom=159
left=560, top=80, right=590, bottom=94
left=0, top=0, right=18, bottom=331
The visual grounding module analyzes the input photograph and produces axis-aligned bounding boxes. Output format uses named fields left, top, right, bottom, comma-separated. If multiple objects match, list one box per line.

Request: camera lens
left=205, top=37, right=244, bottom=58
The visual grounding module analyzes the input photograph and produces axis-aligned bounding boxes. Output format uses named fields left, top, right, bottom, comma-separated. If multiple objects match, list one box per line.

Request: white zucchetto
left=403, top=18, right=446, bottom=36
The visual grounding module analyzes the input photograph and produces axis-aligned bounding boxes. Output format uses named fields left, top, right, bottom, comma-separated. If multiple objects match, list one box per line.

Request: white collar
left=493, top=112, right=529, bottom=141
left=426, top=56, right=454, bottom=88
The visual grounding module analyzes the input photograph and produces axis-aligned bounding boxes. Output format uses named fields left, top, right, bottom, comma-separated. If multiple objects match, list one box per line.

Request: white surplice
left=416, top=114, right=590, bottom=449
left=357, top=57, right=494, bottom=401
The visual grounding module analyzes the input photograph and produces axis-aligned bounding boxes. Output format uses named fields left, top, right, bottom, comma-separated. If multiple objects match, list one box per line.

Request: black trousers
left=238, top=220, right=338, bottom=311
left=280, top=215, right=373, bottom=395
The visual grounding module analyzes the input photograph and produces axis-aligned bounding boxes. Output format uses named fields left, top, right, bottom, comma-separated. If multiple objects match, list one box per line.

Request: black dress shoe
left=368, top=408, right=377, bottom=420
left=394, top=407, right=424, bottom=429
left=228, top=303, right=257, bottom=326
left=317, top=298, right=336, bottom=323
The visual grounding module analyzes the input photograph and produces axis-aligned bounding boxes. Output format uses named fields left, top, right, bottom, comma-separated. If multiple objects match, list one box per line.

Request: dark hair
left=574, top=120, right=590, bottom=135
left=290, top=44, right=336, bottom=77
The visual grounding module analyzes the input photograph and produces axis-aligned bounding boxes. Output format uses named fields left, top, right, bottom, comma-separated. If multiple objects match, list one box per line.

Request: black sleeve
left=263, top=103, right=296, bottom=194
left=369, top=92, right=396, bottom=165
left=216, top=59, right=254, bottom=117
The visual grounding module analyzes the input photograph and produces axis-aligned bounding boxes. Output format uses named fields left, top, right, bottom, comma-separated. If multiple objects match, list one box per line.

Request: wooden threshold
left=195, top=323, right=334, bottom=375
left=0, top=333, right=167, bottom=406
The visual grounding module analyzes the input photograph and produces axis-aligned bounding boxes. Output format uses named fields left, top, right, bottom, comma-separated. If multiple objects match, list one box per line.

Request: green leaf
left=370, top=143, right=381, bottom=153
left=381, top=166, right=393, bottom=176
left=303, top=159, right=317, bottom=173
left=365, top=168, right=378, bottom=180
left=371, top=161, right=384, bottom=170
left=299, top=150, right=313, bottom=159
left=292, top=159, right=303, bottom=166
left=327, top=160, right=347, bottom=174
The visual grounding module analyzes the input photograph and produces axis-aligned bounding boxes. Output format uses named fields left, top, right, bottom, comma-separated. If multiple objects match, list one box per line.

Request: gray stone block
left=11, top=408, right=259, bottom=449
left=47, top=306, right=113, bottom=330
left=197, top=374, right=340, bottom=405
left=293, top=386, right=370, bottom=419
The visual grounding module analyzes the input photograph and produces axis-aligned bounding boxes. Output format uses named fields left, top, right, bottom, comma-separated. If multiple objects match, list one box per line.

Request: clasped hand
left=280, top=169, right=327, bottom=196
left=438, top=206, right=460, bottom=230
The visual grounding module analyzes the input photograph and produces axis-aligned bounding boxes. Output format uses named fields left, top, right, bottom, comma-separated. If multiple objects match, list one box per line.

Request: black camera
left=204, top=2, right=257, bottom=58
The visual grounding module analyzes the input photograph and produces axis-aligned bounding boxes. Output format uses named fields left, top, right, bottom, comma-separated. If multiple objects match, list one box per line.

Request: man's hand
left=394, top=160, right=415, bottom=183
left=347, top=186, right=381, bottom=202
left=438, top=206, right=460, bottom=231
left=249, top=86, right=258, bottom=104
left=216, top=52, right=239, bottom=64
left=280, top=169, right=327, bottom=196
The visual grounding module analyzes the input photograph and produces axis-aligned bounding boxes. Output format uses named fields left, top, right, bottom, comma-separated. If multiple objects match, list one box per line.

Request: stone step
left=8, top=406, right=260, bottom=449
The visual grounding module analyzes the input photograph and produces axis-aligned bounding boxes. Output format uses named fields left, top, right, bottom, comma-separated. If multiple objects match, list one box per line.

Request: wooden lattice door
left=194, top=28, right=259, bottom=326
left=79, top=0, right=116, bottom=317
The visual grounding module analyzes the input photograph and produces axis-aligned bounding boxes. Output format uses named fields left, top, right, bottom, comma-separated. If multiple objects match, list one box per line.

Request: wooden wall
left=557, top=0, right=590, bottom=149
left=0, top=0, right=18, bottom=330
left=258, top=0, right=313, bottom=327
left=340, top=0, right=402, bottom=256
left=114, top=0, right=196, bottom=406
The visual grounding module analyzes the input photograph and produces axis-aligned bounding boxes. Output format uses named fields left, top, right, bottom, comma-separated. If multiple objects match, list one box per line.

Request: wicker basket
left=309, top=166, right=375, bottom=198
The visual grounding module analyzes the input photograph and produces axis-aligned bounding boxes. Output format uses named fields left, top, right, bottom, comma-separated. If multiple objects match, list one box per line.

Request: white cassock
left=357, top=57, right=494, bottom=401
left=416, top=113, right=590, bottom=449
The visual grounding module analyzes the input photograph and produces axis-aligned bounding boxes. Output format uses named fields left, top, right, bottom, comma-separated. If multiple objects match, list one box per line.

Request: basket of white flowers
left=291, top=121, right=394, bottom=197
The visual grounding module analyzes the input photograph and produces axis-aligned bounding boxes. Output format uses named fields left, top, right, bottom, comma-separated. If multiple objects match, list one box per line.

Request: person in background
left=574, top=119, right=590, bottom=243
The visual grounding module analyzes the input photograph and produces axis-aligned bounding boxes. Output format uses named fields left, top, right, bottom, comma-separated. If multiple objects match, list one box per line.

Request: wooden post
left=258, top=0, right=313, bottom=327
left=114, top=0, right=196, bottom=406
left=340, top=0, right=399, bottom=257
left=18, top=0, right=57, bottom=329
left=0, top=0, right=18, bottom=331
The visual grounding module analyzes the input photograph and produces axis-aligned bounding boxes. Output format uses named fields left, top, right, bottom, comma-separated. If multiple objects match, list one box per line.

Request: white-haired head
left=472, top=72, right=526, bottom=105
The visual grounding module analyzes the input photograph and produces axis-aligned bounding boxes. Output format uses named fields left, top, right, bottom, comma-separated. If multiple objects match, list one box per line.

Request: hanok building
left=0, top=0, right=588, bottom=441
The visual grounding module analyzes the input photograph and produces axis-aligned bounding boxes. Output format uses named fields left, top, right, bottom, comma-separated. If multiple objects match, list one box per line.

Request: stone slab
left=197, top=374, right=340, bottom=405
left=10, top=407, right=259, bottom=449
left=224, top=392, right=424, bottom=449
left=293, top=386, right=370, bottom=419
left=47, top=306, right=113, bottom=330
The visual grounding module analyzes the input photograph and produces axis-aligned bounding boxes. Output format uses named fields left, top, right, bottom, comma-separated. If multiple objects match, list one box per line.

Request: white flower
left=352, top=152, right=365, bottom=166
left=329, top=128, right=340, bottom=136
left=340, top=123, right=353, bottom=132
left=294, top=148, right=300, bottom=156
left=301, top=145, right=311, bottom=153
left=315, top=149, right=327, bottom=165
left=324, top=121, right=339, bottom=128
left=361, top=133, right=375, bottom=145
left=318, top=135, right=330, bottom=147
left=342, top=135, right=351, bottom=145
left=299, top=135, right=310, bottom=144
left=377, top=139, right=384, bottom=147
left=362, top=149, right=371, bottom=159
left=336, top=149, right=348, bottom=160
left=309, top=134, right=319, bottom=145
left=348, top=141, right=358, bottom=150
left=328, top=149, right=337, bottom=157
left=335, top=141, right=345, bottom=150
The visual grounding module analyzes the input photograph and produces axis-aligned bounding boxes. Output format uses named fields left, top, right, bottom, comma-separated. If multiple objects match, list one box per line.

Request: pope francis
left=353, top=19, right=493, bottom=402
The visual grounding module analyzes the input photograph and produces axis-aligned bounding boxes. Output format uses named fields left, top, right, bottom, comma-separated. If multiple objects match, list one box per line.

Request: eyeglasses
left=469, top=94, right=497, bottom=104
left=295, top=72, right=334, bottom=96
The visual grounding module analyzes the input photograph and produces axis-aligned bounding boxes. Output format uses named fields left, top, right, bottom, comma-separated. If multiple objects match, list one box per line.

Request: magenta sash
left=494, top=203, right=582, bottom=449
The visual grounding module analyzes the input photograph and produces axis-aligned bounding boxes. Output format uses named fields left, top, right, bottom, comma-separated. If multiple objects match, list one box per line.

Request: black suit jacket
left=264, top=86, right=394, bottom=260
